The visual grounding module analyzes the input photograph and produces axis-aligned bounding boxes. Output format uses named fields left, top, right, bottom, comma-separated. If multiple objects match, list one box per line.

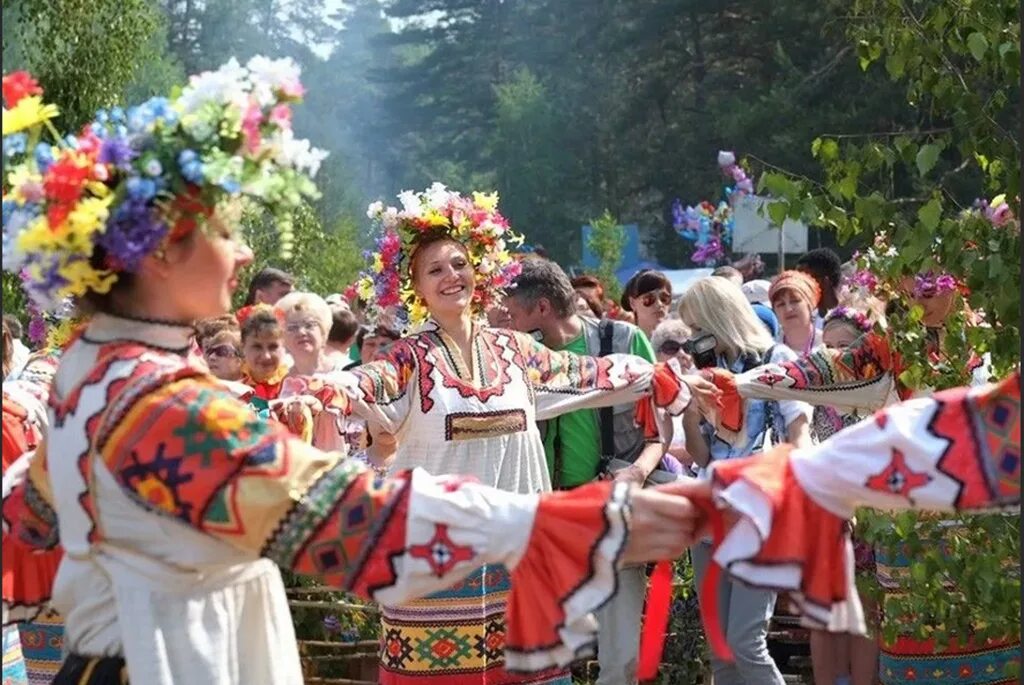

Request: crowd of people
left=1, top=59, right=1017, bottom=685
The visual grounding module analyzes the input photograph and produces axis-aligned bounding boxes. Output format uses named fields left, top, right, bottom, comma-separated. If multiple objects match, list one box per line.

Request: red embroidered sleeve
left=711, top=333, right=896, bottom=428
left=698, top=372, right=1020, bottom=646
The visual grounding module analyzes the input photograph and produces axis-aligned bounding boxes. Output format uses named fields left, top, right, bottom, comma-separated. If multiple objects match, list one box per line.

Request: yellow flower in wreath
left=2, top=96, right=59, bottom=135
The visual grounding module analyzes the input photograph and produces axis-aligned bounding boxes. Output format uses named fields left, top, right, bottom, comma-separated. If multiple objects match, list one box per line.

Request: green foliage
left=3, top=0, right=163, bottom=130
left=2, top=273, right=28, bottom=325
left=234, top=203, right=366, bottom=309
left=657, top=557, right=709, bottom=684
left=586, top=211, right=626, bottom=301
left=280, top=570, right=379, bottom=680
left=750, top=0, right=1020, bottom=659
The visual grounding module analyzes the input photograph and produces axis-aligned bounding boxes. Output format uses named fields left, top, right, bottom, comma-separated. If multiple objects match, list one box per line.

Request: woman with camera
left=676, top=276, right=812, bottom=685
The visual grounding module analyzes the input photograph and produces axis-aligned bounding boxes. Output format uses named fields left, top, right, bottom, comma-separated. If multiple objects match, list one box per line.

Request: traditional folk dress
left=320, top=320, right=662, bottom=684
left=705, top=341, right=1020, bottom=684
left=1, top=314, right=642, bottom=685
left=3, top=359, right=65, bottom=685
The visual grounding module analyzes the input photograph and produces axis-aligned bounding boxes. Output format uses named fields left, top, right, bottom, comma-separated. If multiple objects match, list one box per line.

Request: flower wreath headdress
left=2, top=57, right=327, bottom=312
left=823, top=306, right=873, bottom=334
left=356, top=183, right=524, bottom=327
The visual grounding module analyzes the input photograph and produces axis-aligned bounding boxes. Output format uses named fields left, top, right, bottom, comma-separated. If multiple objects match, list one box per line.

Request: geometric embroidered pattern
left=474, top=619, right=505, bottom=661
left=444, top=409, right=528, bottom=442
left=119, top=442, right=196, bottom=521
left=409, top=524, right=475, bottom=578
left=864, top=448, right=932, bottom=503
left=261, top=459, right=366, bottom=568
left=381, top=628, right=415, bottom=670
left=414, top=627, right=474, bottom=669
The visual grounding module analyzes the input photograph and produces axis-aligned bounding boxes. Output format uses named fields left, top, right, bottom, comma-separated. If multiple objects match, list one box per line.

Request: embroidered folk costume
left=635, top=368, right=1020, bottom=681
left=3, top=344, right=66, bottom=684
left=0, top=64, right=670, bottom=685
left=640, top=331, right=1020, bottom=683
left=334, top=185, right=672, bottom=684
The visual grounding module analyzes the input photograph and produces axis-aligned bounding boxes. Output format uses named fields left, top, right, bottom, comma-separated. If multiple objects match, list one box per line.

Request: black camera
left=681, top=332, right=718, bottom=369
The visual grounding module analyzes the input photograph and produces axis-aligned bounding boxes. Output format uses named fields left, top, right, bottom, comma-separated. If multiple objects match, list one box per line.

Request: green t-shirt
left=542, top=326, right=656, bottom=488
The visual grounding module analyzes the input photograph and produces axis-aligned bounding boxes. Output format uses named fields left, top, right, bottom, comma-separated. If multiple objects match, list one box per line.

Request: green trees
left=2, top=0, right=166, bottom=130
left=753, top=0, right=1020, bottom=666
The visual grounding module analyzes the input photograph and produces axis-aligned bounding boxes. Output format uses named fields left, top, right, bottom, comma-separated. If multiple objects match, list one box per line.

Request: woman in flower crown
left=0, top=63, right=704, bottom=685
left=324, top=185, right=719, bottom=684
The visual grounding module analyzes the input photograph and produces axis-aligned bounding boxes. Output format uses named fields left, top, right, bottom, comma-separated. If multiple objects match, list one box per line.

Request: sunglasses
left=639, top=291, right=672, bottom=308
left=205, top=344, right=241, bottom=360
left=658, top=339, right=689, bottom=356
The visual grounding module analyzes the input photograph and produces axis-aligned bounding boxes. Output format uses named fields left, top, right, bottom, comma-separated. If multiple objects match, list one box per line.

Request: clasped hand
left=620, top=479, right=719, bottom=564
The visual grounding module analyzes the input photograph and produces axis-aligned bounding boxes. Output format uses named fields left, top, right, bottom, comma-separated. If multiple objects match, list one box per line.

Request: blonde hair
left=677, top=277, right=774, bottom=362
left=275, top=291, right=333, bottom=336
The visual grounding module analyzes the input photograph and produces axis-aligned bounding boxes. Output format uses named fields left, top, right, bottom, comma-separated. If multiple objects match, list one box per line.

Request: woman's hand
left=612, top=463, right=648, bottom=487
left=681, top=374, right=722, bottom=417
left=621, top=481, right=707, bottom=563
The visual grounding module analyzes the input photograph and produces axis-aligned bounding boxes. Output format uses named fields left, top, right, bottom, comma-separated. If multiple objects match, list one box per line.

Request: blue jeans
left=691, top=541, right=785, bottom=685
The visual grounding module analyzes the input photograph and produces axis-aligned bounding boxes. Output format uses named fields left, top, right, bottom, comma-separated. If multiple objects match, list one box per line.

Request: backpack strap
left=596, top=320, right=617, bottom=473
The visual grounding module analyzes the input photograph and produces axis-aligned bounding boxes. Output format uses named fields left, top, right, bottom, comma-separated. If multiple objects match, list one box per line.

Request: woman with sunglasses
left=195, top=316, right=244, bottom=382
left=621, top=270, right=673, bottom=339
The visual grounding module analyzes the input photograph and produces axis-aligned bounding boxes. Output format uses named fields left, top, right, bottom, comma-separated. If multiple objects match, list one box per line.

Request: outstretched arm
left=665, top=372, right=1020, bottom=660
left=2, top=371, right=701, bottom=675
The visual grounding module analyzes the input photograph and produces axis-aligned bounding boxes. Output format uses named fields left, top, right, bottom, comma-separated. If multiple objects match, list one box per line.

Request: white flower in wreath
left=380, top=207, right=400, bottom=231
left=397, top=189, right=421, bottom=217
left=366, top=200, right=385, bottom=219
left=424, top=182, right=451, bottom=211
left=246, top=56, right=302, bottom=106
left=271, top=129, right=328, bottom=177
left=177, top=58, right=250, bottom=114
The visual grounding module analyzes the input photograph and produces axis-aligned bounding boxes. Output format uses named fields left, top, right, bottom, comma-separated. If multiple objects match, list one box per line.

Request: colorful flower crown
left=356, top=183, right=524, bottom=326
left=2, top=57, right=327, bottom=312
left=823, top=306, right=873, bottom=333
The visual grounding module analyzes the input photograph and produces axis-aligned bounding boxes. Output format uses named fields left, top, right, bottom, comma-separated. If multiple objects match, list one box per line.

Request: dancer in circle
left=0, top=62, right=703, bottom=685
left=332, top=186, right=717, bottom=684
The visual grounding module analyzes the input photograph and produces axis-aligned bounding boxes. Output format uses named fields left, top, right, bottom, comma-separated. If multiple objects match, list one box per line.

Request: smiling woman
left=1, top=64, right=703, bottom=685
left=313, top=185, right=721, bottom=685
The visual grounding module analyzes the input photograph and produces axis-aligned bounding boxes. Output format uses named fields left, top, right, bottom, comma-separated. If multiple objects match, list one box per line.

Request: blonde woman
left=677, top=276, right=812, bottom=685
left=277, top=292, right=339, bottom=375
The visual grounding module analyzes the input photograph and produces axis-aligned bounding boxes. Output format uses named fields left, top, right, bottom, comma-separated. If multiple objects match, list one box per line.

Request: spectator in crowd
left=277, top=292, right=339, bottom=375
left=238, top=305, right=289, bottom=401
left=354, top=325, right=401, bottom=365
left=677, top=276, right=812, bottom=685
left=326, top=304, right=359, bottom=367
left=575, top=289, right=604, bottom=319
left=796, top=247, right=843, bottom=323
left=3, top=314, right=30, bottom=379
left=572, top=274, right=611, bottom=319
left=770, top=270, right=823, bottom=356
left=194, top=316, right=244, bottom=382
left=242, top=266, right=294, bottom=306
left=503, top=257, right=665, bottom=685
left=711, top=265, right=744, bottom=286
left=620, top=269, right=672, bottom=339
left=649, top=318, right=695, bottom=473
